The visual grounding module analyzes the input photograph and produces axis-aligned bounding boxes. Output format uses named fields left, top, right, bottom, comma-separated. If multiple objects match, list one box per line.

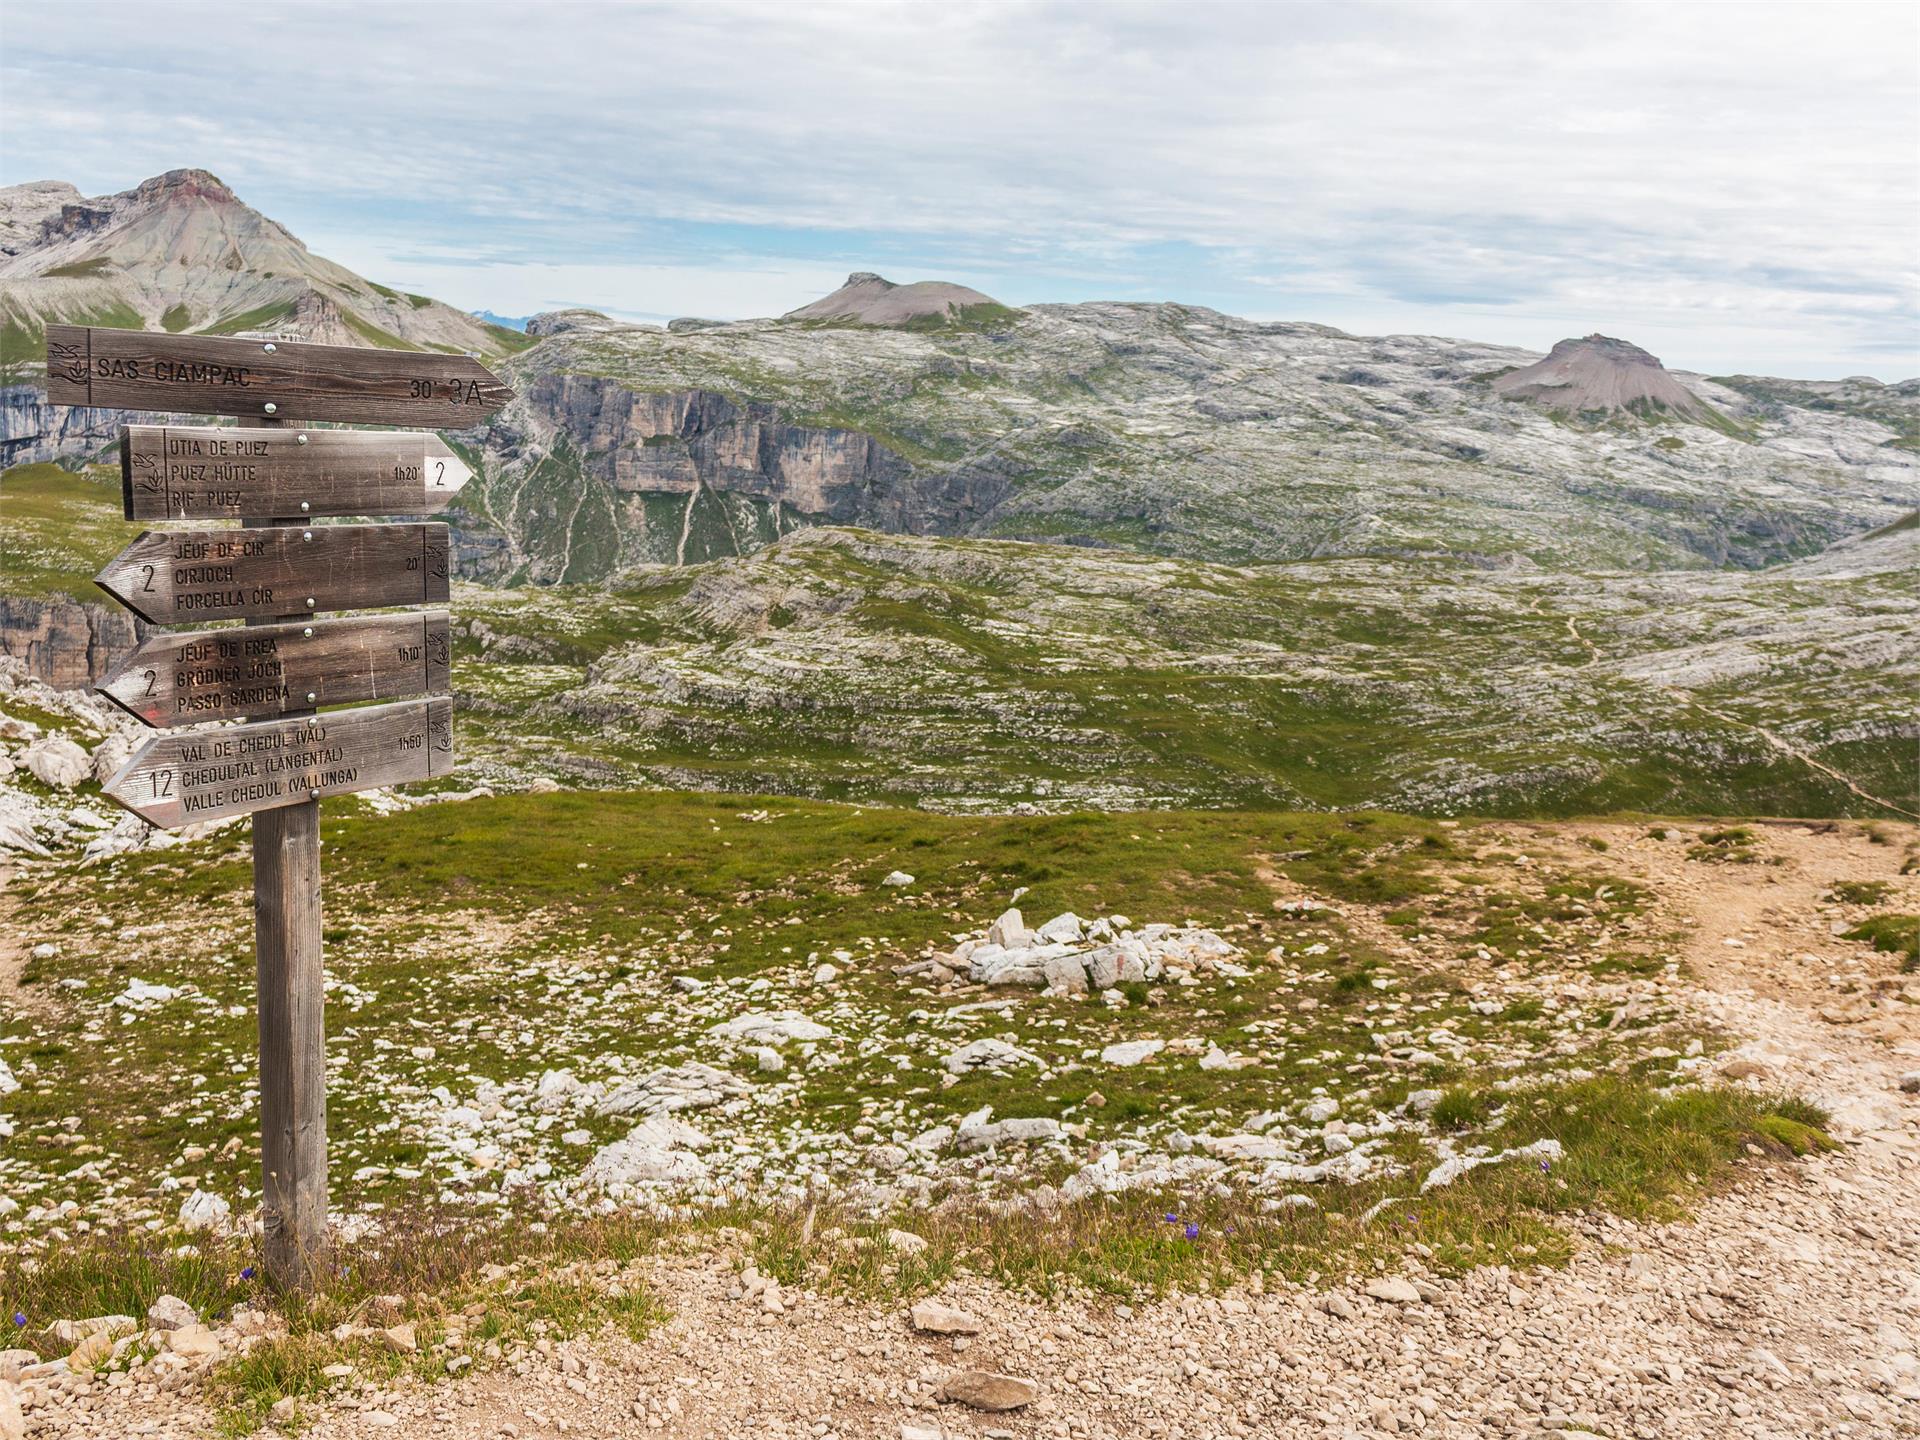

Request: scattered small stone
left=911, top=1300, right=983, bottom=1335
left=164, top=1324, right=221, bottom=1360
left=881, top=871, right=916, bottom=887
left=1100, top=1038, right=1163, bottom=1067
left=177, top=1189, right=230, bottom=1231
left=67, top=1331, right=113, bottom=1371
left=938, top=1370, right=1038, bottom=1411
left=943, top=1038, right=1041, bottom=1075
left=145, top=1295, right=197, bottom=1332
left=1365, top=1278, right=1422, bottom=1305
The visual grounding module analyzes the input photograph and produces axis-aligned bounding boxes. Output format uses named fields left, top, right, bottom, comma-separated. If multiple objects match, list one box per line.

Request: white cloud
left=2, top=0, right=1914, bottom=375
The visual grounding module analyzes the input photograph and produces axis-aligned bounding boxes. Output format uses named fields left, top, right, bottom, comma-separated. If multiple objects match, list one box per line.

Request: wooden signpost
left=97, top=612, right=451, bottom=726
left=45, top=325, right=511, bottom=427
left=45, top=325, right=510, bottom=1289
left=96, top=522, right=450, bottom=624
left=102, top=698, right=456, bottom=828
left=121, top=424, right=473, bottom=520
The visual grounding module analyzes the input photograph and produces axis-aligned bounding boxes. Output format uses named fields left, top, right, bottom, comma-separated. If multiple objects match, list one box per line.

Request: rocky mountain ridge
left=2, top=173, right=1914, bottom=584
left=0, top=169, right=525, bottom=372
left=461, top=298, right=1917, bottom=582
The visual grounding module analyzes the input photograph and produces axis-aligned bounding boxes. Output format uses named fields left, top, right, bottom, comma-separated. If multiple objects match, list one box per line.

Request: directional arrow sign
left=97, top=523, right=449, bottom=624
left=102, top=697, right=454, bottom=829
left=98, top=612, right=451, bottom=727
left=45, top=325, right=512, bottom=427
left=121, top=425, right=474, bottom=520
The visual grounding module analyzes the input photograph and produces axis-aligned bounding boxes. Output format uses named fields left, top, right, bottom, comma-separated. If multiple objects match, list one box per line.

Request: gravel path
left=27, top=823, right=1920, bottom=1439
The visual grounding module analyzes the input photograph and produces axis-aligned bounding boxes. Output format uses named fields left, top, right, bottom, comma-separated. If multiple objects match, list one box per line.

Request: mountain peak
left=785, top=271, right=1007, bottom=327
left=1494, top=332, right=1709, bottom=421
left=0, top=169, right=524, bottom=359
left=130, top=168, right=239, bottom=207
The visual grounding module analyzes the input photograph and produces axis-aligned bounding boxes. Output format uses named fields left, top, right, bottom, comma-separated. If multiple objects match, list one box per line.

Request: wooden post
left=243, top=414, right=329, bottom=1291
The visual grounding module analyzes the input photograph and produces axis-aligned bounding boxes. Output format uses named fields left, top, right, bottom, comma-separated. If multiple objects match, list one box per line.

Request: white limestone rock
left=944, top=1038, right=1042, bottom=1075
left=1100, top=1039, right=1164, bottom=1067
left=597, top=1062, right=747, bottom=1117
left=23, top=737, right=89, bottom=789
left=711, top=1010, right=832, bottom=1045
left=177, top=1190, right=230, bottom=1231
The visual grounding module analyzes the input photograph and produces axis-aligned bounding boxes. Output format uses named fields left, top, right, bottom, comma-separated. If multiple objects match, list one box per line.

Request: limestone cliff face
left=0, top=385, right=130, bottom=467
left=0, top=595, right=144, bottom=689
left=480, top=372, right=1014, bottom=572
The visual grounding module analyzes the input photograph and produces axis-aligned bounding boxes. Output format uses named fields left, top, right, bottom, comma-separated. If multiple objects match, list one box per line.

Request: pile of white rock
left=929, top=907, right=1247, bottom=996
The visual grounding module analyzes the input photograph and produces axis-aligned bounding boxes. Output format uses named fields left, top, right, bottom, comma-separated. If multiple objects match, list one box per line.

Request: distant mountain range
left=463, top=289, right=1915, bottom=582
left=1, top=171, right=1914, bottom=818
left=1, top=170, right=1915, bottom=586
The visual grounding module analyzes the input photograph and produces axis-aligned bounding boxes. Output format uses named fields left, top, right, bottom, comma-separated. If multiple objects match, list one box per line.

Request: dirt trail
left=0, top=861, right=57, bottom=1019
left=32, top=823, right=1920, bottom=1440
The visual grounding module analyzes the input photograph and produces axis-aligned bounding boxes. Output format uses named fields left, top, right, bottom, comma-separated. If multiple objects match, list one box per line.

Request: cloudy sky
left=4, top=0, right=1915, bottom=377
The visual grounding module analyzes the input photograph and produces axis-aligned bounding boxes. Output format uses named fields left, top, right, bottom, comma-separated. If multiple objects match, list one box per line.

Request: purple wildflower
left=1184, top=1222, right=1200, bottom=1240
left=1163, top=1212, right=1178, bottom=1225
left=1539, top=1159, right=1552, bottom=1174
left=241, top=1266, right=256, bottom=1281
left=10, top=1313, right=23, bottom=1327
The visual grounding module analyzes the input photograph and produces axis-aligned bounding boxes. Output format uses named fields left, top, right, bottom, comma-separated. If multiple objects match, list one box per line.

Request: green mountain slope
left=446, top=522, right=1919, bottom=817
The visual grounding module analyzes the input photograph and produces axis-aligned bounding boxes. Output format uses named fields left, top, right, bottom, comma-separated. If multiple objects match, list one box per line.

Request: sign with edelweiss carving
left=121, top=425, right=473, bottom=520
left=98, top=612, right=450, bottom=727
left=103, top=698, right=454, bottom=828
left=95, top=522, right=449, bottom=624
left=45, top=325, right=512, bottom=427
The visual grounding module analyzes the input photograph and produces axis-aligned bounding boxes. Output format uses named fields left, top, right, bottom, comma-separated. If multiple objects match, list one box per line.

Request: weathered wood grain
left=121, top=425, right=473, bottom=520
left=254, top=796, right=328, bottom=1289
left=101, top=696, right=455, bottom=828
left=44, top=325, right=511, bottom=427
left=97, top=611, right=450, bottom=727
left=240, top=412, right=329, bottom=1294
left=95, top=522, right=449, bottom=624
